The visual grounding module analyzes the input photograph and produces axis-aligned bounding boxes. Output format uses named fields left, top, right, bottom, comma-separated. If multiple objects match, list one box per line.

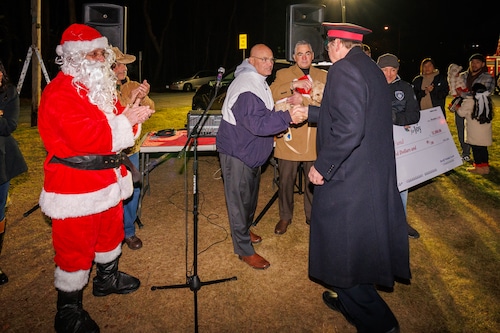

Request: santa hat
left=56, top=23, right=109, bottom=56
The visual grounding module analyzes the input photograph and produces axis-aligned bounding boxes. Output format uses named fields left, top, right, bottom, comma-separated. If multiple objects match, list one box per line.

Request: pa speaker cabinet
left=285, top=4, right=325, bottom=63
left=83, top=3, right=127, bottom=52
left=187, top=110, right=222, bottom=137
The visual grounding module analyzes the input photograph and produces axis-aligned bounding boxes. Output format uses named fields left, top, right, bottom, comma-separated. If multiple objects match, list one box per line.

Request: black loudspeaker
left=83, top=3, right=127, bottom=52
left=286, top=4, right=325, bottom=62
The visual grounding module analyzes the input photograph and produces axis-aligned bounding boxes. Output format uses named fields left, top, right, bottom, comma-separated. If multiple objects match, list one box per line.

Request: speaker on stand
left=285, top=4, right=326, bottom=63
left=83, top=3, right=127, bottom=52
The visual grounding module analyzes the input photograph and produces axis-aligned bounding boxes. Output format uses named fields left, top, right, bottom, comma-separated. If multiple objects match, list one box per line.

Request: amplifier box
left=187, top=110, right=222, bottom=137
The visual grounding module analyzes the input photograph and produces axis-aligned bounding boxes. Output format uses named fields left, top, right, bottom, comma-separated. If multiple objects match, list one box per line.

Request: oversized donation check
left=393, top=106, right=462, bottom=192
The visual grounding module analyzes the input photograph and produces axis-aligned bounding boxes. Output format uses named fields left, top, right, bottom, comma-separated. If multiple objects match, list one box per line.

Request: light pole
left=340, top=0, right=346, bottom=23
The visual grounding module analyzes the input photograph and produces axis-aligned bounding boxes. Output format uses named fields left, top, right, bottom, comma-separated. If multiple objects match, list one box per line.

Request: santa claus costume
left=38, top=23, right=142, bottom=333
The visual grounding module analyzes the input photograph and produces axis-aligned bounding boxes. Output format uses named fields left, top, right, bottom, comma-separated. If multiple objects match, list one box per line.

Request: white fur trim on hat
left=56, top=36, right=109, bottom=56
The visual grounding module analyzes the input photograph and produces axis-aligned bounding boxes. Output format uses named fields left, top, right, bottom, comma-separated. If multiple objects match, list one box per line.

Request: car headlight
left=173, top=80, right=184, bottom=85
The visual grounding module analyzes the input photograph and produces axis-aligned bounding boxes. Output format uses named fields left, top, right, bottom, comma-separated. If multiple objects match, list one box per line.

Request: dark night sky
left=1, top=0, right=498, bottom=93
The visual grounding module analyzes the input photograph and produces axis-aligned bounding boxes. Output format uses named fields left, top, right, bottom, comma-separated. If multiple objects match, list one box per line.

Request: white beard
left=59, top=52, right=117, bottom=114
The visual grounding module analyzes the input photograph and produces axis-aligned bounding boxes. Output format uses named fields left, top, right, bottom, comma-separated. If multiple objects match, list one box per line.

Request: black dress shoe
left=274, top=219, right=291, bottom=235
left=0, top=268, right=8, bottom=285
left=408, top=224, right=420, bottom=239
left=322, top=290, right=356, bottom=325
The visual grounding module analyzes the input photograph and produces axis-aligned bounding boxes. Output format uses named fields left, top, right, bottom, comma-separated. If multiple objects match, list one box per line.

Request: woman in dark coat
left=412, top=58, right=449, bottom=118
left=0, top=60, right=28, bottom=285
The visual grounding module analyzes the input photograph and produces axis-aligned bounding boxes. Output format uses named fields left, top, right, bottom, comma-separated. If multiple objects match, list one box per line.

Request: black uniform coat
left=308, top=47, right=411, bottom=289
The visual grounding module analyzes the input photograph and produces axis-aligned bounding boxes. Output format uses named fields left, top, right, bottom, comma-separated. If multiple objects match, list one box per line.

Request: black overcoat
left=309, top=47, right=411, bottom=289
left=0, top=84, right=28, bottom=184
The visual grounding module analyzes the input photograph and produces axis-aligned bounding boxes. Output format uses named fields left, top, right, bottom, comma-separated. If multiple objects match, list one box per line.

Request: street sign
left=239, top=34, right=247, bottom=50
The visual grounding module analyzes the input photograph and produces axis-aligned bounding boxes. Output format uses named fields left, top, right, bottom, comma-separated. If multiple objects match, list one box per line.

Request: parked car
left=192, top=60, right=332, bottom=111
left=166, top=70, right=217, bottom=92
left=192, top=60, right=292, bottom=111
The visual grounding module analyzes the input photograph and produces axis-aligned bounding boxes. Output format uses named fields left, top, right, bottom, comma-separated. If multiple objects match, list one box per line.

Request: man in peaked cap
left=38, top=23, right=154, bottom=332
left=294, top=22, right=409, bottom=332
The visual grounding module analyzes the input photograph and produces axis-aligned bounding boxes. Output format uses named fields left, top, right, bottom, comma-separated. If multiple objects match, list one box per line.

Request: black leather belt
left=49, top=153, right=127, bottom=170
left=49, top=152, right=141, bottom=183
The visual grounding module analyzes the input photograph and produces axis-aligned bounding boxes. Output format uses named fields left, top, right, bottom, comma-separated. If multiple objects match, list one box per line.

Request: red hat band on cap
left=322, top=22, right=372, bottom=43
left=327, top=30, right=364, bottom=41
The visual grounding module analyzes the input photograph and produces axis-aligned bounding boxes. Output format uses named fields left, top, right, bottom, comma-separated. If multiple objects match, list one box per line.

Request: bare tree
left=142, top=0, right=176, bottom=87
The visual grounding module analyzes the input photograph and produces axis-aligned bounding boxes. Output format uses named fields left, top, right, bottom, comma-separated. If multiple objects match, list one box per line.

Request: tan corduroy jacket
left=117, top=77, right=156, bottom=154
left=270, top=64, right=327, bottom=161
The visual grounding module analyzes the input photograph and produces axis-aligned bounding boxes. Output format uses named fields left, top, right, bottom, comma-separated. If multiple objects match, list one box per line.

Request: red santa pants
left=52, top=203, right=124, bottom=272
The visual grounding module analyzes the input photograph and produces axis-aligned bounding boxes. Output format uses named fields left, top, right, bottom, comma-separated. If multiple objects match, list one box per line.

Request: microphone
left=216, top=67, right=225, bottom=88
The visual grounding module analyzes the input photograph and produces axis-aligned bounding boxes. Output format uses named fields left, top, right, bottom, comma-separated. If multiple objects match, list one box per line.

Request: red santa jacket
left=38, top=72, right=136, bottom=219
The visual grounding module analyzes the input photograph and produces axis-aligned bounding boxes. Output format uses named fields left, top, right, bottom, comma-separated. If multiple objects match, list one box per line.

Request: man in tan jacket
left=270, top=41, right=327, bottom=234
left=112, top=47, right=155, bottom=250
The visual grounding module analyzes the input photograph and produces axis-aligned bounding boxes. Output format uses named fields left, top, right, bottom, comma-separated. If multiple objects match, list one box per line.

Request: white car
left=166, top=70, right=217, bottom=92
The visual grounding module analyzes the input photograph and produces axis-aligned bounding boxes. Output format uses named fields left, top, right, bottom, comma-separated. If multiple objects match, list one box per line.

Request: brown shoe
left=238, top=253, right=270, bottom=270
left=124, top=235, right=143, bottom=250
left=274, top=219, right=291, bottom=235
left=249, top=231, right=262, bottom=244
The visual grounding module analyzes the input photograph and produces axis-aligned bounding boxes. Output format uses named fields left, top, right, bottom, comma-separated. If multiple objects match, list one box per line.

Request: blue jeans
left=0, top=181, right=10, bottom=221
left=400, top=189, right=408, bottom=216
left=123, top=153, right=140, bottom=238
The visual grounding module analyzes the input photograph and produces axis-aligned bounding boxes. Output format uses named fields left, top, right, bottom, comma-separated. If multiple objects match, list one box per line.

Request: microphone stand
left=151, top=78, right=237, bottom=333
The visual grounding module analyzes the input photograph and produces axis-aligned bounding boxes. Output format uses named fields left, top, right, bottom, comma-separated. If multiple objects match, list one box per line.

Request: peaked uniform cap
left=112, top=47, right=136, bottom=64
left=56, top=23, right=109, bottom=56
left=322, top=22, right=372, bottom=42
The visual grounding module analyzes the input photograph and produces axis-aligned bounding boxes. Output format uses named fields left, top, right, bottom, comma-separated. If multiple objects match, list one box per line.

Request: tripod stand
left=252, top=161, right=304, bottom=227
left=151, top=79, right=236, bottom=333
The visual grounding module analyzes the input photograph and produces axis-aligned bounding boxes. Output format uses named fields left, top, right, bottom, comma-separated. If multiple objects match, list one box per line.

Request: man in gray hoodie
left=216, top=44, right=305, bottom=269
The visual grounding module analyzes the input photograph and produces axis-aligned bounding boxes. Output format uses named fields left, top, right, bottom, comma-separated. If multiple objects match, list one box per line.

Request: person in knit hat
left=38, top=23, right=154, bottom=332
left=456, top=83, right=494, bottom=175
left=377, top=53, right=421, bottom=240
left=454, top=53, right=495, bottom=162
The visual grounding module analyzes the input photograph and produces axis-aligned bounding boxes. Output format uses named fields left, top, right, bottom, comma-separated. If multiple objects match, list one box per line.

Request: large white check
left=393, top=106, right=462, bottom=192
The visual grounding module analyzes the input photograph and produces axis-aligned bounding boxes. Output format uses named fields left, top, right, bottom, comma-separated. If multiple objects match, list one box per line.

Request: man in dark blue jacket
left=216, top=44, right=305, bottom=270
left=377, top=53, right=421, bottom=239
left=296, top=23, right=410, bottom=333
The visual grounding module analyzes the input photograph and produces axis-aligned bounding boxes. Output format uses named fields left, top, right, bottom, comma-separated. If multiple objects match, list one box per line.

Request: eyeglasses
left=324, top=39, right=336, bottom=51
left=86, top=49, right=108, bottom=59
left=296, top=51, right=313, bottom=57
left=250, top=56, right=275, bottom=63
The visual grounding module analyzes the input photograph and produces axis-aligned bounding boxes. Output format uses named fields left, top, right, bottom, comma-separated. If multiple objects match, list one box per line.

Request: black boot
left=0, top=267, right=8, bottom=285
left=0, top=219, right=7, bottom=285
left=92, top=257, right=140, bottom=297
left=54, top=289, right=99, bottom=333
